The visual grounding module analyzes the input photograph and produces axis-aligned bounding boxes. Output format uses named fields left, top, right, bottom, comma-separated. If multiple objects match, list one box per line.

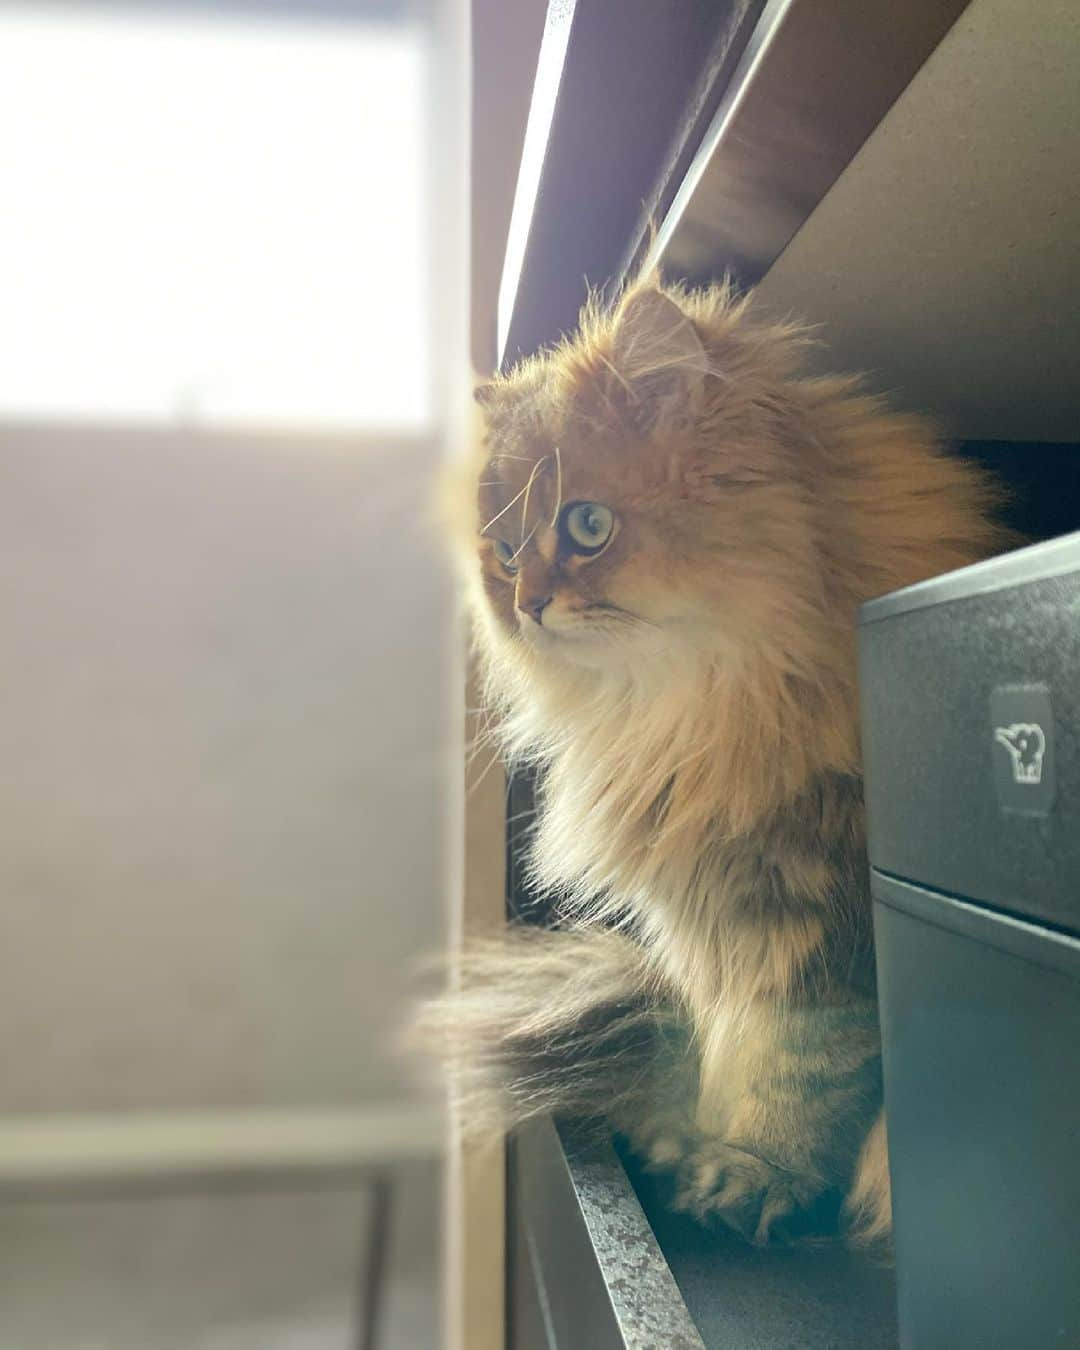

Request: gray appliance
left=858, top=531, right=1080, bottom=1350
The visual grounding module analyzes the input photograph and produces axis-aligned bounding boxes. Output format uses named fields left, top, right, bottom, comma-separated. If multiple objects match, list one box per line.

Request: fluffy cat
left=424, top=278, right=1009, bottom=1244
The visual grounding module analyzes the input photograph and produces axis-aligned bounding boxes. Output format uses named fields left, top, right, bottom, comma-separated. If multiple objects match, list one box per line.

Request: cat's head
left=461, top=282, right=829, bottom=681
left=455, top=278, right=1006, bottom=808
left=456, top=279, right=1005, bottom=731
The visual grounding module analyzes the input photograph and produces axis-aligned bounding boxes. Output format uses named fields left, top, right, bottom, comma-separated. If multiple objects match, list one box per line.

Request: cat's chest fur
left=524, top=679, right=872, bottom=1012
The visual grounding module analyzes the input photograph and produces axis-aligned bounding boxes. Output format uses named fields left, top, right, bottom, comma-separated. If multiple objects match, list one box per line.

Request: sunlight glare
left=0, top=4, right=429, bottom=430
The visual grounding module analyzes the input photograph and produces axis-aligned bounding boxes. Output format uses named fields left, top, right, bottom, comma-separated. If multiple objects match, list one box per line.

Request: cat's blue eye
left=561, top=502, right=615, bottom=554
left=492, top=538, right=518, bottom=573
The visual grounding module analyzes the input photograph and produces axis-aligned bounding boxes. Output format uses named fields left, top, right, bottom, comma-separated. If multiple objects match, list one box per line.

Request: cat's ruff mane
left=463, top=278, right=1004, bottom=972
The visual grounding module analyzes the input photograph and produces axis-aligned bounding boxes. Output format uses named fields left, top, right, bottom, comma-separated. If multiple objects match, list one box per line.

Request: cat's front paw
left=674, top=1141, right=827, bottom=1245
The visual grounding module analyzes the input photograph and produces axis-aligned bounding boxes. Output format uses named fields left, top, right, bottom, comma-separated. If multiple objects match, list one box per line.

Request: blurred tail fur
left=413, top=923, right=893, bottom=1250
left=412, top=924, right=690, bottom=1141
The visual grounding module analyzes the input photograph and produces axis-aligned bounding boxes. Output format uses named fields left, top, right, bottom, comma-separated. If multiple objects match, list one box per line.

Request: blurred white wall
left=0, top=0, right=463, bottom=1154
left=0, top=423, right=451, bottom=1117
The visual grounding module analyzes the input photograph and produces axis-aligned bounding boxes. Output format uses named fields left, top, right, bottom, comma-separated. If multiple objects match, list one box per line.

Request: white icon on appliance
left=994, top=722, right=1047, bottom=785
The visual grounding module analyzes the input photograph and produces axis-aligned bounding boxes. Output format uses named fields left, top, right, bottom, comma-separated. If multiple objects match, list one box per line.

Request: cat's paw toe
left=676, top=1143, right=824, bottom=1244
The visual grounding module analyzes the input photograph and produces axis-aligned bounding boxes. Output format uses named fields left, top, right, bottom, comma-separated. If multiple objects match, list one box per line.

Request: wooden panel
left=444, top=659, right=508, bottom=1350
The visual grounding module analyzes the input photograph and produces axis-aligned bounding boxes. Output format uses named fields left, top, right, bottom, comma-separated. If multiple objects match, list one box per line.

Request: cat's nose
left=517, top=594, right=552, bottom=624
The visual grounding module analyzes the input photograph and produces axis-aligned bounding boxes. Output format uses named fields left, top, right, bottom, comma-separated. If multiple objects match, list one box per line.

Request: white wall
left=0, top=423, right=450, bottom=1115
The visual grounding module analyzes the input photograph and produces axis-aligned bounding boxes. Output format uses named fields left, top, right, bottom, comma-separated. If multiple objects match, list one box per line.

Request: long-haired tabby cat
left=423, top=278, right=1009, bottom=1245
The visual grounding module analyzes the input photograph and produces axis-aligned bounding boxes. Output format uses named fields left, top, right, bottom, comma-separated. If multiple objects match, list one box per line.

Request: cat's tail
left=844, top=1109, right=893, bottom=1249
left=411, top=924, right=688, bottom=1141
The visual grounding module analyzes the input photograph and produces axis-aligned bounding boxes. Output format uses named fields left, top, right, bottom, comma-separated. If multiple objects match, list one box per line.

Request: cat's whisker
left=584, top=603, right=663, bottom=634
left=481, top=478, right=533, bottom=534
left=465, top=743, right=494, bottom=774
left=465, top=749, right=504, bottom=799
left=518, top=453, right=551, bottom=546
left=465, top=726, right=497, bottom=766
left=465, top=703, right=502, bottom=771
left=550, top=445, right=563, bottom=527
left=510, top=522, right=539, bottom=565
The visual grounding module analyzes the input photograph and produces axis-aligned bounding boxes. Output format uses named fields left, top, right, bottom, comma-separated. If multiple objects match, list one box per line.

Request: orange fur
left=424, top=278, right=1012, bottom=1244
left=846, top=1110, right=894, bottom=1246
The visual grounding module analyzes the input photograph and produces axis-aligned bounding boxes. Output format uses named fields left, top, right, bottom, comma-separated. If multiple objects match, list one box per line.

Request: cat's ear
left=609, top=288, right=709, bottom=421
